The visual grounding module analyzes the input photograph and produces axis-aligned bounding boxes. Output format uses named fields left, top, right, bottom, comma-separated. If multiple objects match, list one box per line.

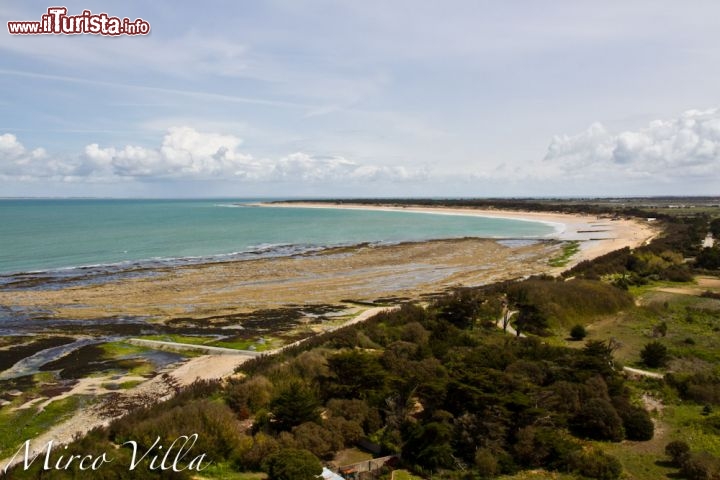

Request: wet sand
left=0, top=205, right=656, bottom=467
left=0, top=238, right=565, bottom=323
left=263, top=201, right=657, bottom=265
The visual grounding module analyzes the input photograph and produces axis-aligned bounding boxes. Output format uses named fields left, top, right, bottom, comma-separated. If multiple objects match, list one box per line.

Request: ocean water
left=0, top=199, right=556, bottom=275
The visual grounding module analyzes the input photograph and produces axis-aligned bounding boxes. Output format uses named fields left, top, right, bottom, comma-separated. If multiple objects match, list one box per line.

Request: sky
left=1, top=1, right=719, bottom=198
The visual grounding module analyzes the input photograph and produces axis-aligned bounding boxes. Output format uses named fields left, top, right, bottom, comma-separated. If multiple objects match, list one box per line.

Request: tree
left=474, top=448, right=499, bottom=477
left=640, top=341, right=670, bottom=368
left=324, top=350, right=387, bottom=400
left=570, top=398, right=624, bottom=442
left=402, top=421, right=456, bottom=471
left=570, top=324, right=587, bottom=340
left=292, top=422, right=340, bottom=459
left=270, top=382, right=320, bottom=432
left=620, top=406, right=654, bottom=441
left=695, top=246, right=720, bottom=270
left=434, top=289, right=482, bottom=329
left=264, top=448, right=322, bottom=480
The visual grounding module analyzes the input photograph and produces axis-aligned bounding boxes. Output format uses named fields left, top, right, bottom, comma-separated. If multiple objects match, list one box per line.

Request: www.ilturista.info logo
left=7, top=7, right=150, bottom=36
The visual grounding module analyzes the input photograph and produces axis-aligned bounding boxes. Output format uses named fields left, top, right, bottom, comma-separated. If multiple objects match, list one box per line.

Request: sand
left=0, top=204, right=656, bottom=468
left=263, top=201, right=657, bottom=266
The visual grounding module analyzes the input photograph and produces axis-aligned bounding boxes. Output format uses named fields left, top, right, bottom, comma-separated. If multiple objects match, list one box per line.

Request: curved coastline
left=260, top=201, right=656, bottom=263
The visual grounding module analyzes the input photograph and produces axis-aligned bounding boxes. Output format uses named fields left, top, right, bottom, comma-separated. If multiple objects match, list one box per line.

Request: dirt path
left=622, top=366, right=665, bottom=379
left=494, top=310, right=525, bottom=337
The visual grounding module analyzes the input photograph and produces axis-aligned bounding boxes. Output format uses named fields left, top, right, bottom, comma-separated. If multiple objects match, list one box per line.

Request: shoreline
left=0, top=204, right=656, bottom=466
left=262, top=201, right=657, bottom=266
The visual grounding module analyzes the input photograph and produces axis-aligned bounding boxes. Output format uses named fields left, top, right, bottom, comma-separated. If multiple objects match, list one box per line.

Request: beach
left=263, top=201, right=657, bottom=265
left=0, top=204, right=656, bottom=467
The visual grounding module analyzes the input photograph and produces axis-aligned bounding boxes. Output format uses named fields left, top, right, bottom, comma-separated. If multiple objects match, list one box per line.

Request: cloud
left=0, top=133, right=53, bottom=178
left=543, top=108, right=720, bottom=180
left=1, top=127, right=424, bottom=184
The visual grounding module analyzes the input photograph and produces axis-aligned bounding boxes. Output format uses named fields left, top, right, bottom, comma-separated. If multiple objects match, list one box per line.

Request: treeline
left=9, top=205, right=718, bottom=479
left=8, top=295, right=648, bottom=479
left=230, top=301, right=649, bottom=479
left=564, top=211, right=717, bottom=282
left=287, top=197, right=720, bottom=267
left=282, top=197, right=718, bottom=221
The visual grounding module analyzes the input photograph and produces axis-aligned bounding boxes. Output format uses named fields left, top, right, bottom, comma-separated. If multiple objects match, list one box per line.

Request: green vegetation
left=263, top=449, right=322, bottom=480
left=570, top=324, right=587, bottom=340
left=211, top=337, right=276, bottom=351
left=8, top=199, right=720, bottom=479
left=392, top=470, right=424, bottom=480
left=100, top=341, right=152, bottom=356
left=140, top=334, right=220, bottom=345
left=548, top=240, right=580, bottom=267
left=0, top=395, right=86, bottom=458
left=641, top=340, right=671, bottom=368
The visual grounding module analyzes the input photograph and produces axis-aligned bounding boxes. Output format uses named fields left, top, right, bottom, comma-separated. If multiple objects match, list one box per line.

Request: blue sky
left=1, top=1, right=719, bottom=197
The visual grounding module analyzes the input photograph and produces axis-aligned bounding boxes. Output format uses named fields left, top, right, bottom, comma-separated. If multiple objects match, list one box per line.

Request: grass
left=598, top=442, right=673, bottom=480
left=334, top=447, right=373, bottom=466
left=193, top=463, right=266, bottom=479
left=583, top=283, right=720, bottom=369
left=211, top=337, right=276, bottom=352
left=664, top=404, right=720, bottom=457
left=497, top=471, right=577, bottom=479
left=100, top=341, right=151, bottom=357
left=392, top=469, right=424, bottom=480
left=128, top=362, right=156, bottom=376
left=0, top=395, right=86, bottom=458
left=543, top=276, right=720, bottom=478
left=141, top=334, right=220, bottom=345
left=548, top=241, right=581, bottom=267
left=101, top=379, right=144, bottom=390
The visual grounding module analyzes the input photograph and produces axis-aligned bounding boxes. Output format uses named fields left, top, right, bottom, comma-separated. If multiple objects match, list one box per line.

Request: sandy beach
left=0, top=203, right=656, bottom=467
left=263, top=201, right=657, bottom=265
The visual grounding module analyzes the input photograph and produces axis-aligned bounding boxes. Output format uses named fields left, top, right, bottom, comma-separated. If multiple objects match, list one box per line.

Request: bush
left=263, top=448, right=322, bottom=480
left=640, top=341, right=670, bottom=368
left=665, top=440, right=691, bottom=467
left=570, top=398, right=624, bottom=442
left=570, top=324, right=587, bottom=340
left=474, top=447, right=499, bottom=477
left=621, top=406, right=654, bottom=441
left=680, top=451, right=720, bottom=480
left=567, top=449, right=623, bottom=480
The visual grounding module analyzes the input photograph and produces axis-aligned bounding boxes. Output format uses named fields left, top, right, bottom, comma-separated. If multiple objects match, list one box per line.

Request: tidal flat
left=0, top=237, right=565, bottom=460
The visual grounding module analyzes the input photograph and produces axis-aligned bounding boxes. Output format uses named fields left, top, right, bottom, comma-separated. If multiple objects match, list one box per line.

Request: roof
left=319, top=467, right=345, bottom=480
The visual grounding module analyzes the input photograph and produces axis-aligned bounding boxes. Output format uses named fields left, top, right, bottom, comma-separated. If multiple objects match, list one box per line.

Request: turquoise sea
left=0, top=199, right=556, bottom=276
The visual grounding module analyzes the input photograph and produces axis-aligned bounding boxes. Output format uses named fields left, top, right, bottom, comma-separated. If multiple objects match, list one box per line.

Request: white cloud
left=1, top=127, right=424, bottom=184
left=0, top=133, right=53, bottom=177
left=542, top=108, right=720, bottom=180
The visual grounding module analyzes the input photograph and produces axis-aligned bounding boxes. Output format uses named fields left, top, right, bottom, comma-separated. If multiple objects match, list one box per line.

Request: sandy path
left=0, top=308, right=390, bottom=469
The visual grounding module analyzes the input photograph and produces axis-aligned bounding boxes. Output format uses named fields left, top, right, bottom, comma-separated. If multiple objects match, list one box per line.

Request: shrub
left=570, top=398, right=624, bottom=442
left=263, top=448, right=322, bottom=480
left=474, top=448, right=499, bottom=477
left=567, top=449, right=623, bottom=480
left=680, top=451, right=720, bottom=480
left=621, top=406, right=654, bottom=441
left=665, top=440, right=691, bottom=467
left=640, top=341, right=670, bottom=368
left=570, top=324, right=587, bottom=340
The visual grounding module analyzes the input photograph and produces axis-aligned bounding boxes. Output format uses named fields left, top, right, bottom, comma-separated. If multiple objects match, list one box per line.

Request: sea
left=0, top=199, right=556, bottom=277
